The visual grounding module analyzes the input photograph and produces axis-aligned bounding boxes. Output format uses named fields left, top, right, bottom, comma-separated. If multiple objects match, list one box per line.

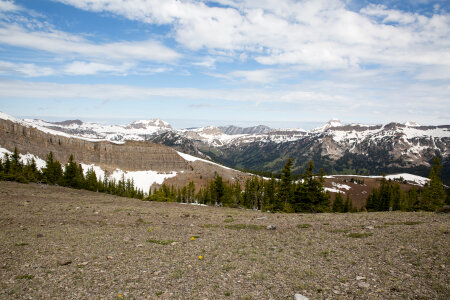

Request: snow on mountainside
left=22, top=117, right=172, bottom=142
left=1, top=112, right=449, bottom=181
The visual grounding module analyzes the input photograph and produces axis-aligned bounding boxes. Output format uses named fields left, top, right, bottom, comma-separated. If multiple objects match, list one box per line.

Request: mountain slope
left=3, top=112, right=449, bottom=184
left=0, top=113, right=250, bottom=192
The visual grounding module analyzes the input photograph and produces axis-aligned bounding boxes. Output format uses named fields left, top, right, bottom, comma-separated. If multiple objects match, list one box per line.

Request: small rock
left=154, top=270, right=161, bottom=275
left=94, top=211, right=99, bottom=215
left=79, top=261, right=89, bottom=266
left=266, top=225, right=276, bottom=230
left=358, top=282, right=370, bottom=288
left=170, top=242, right=178, bottom=245
left=365, top=226, right=374, bottom=230
left=106, top=256, right=113, bottom=260
left=136, top=244, right=143, bottom=248
left=356, top=276, right=366, bottom=281
left=256, top=216, right=267, bottom=220
left=294, top=294, right=309, bottom=300
left=58, top=260, right=72, bottom=266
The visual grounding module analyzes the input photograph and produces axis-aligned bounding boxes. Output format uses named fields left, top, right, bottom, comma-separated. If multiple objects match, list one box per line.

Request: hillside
left=0, top=114, right=250, bottom=192
left=14, top=113, right=449, bottom=184
left=0, top=181, right=448, bottom=299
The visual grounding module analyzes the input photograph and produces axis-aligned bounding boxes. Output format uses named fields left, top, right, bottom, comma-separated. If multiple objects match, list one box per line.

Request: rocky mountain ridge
left=0, top=113, right=251, bottom=191
left=2, top=112, right=449, bottom=184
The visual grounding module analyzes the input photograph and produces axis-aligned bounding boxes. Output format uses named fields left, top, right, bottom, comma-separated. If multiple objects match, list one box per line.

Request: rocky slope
left=0, top=113, right=250, bottom=191
left=3, top=112, right=449, bottom=184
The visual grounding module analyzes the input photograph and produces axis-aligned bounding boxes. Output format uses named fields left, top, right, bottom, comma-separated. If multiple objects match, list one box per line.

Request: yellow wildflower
left=198, top=255, right=203, bottom=260
left=190, top=236, right=195, bottom=241
left=118, top=294, right=123, bottom=298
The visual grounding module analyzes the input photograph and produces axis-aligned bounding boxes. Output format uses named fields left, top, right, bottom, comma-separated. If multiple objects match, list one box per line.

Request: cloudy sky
left=0, top=0, right=448, bottom=129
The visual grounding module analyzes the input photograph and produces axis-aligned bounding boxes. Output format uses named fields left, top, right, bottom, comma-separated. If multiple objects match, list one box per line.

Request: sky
left=0, top=0, right=448, bottom=129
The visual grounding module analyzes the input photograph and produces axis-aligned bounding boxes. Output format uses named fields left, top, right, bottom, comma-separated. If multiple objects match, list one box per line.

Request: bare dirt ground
left=0, top=181, right=448, bottom=300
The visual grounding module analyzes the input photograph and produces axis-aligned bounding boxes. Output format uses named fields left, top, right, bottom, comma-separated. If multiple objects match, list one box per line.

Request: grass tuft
left=297, top=224, right=312, bottom=228
left=347, top=232, right=373, bottom=238
left=225, top=224, right=265, bottom=230
left=147, top=239, right=176, bottom=245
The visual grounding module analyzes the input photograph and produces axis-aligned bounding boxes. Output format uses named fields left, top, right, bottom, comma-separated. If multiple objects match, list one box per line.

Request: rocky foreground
left=0, top=181, right=448, bottom=299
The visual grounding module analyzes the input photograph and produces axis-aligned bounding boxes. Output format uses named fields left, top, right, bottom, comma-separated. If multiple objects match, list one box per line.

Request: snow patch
left=324, top=187, right=344, bottom=194
left=177, top=151, right=232, bottom=170
left=0, top=146, right=46, bottom=169
left=331, top=182, right=351, bottom=190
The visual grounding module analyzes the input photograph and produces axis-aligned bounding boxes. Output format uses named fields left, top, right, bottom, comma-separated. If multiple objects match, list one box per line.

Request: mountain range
left=1, top=112, right=449, bottom=186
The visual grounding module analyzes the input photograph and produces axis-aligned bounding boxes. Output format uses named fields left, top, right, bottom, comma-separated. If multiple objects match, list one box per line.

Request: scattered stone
left=365, top=226, right=374, bottom=230
left=58, top=260, right=72, bottom=266
left=358, top=282, right=370, bottom=288
left=154, top=270, right=161, bottom=275
left=266, top=225, right=276, bottom=230
left=356, top=276, right=366, bottom=281
left=170, top=242, right=178, bottom=245
left=256, top=216, right=267, bottom=220
left=106, top=256, right=113, bottom=260
left=79, top=261, right=89, bottom=266
left=294, top=293, right=309, bottom=300
left=136, top=244, right=143, bottom=248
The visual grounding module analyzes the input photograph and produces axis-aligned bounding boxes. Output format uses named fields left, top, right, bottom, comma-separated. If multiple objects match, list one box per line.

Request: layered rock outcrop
left=0, top=118, right=189, bottom=172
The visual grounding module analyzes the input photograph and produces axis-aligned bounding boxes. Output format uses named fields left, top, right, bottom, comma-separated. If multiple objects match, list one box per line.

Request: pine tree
left=332, top=193, right=344, bottom=212
left=43, top=152, right=63, bottom=184
left=420, top=157, right=445, bottom=211
left=391, top=183, right=401, bottom=211
left=279, top=158, right=293, bottom=210
left=293, top=161, right=330, bottom=213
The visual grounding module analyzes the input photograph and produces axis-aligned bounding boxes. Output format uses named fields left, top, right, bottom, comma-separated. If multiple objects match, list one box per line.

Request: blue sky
left=0, top=0, right=448, bottom=129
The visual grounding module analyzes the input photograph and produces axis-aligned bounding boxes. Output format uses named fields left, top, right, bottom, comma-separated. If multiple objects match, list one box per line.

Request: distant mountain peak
left=51, top=120, right=83, bottom=126
left=128, top=119, right=172, bottom=129
left=313, top=119, right=343, bottom=132
left=404, top=121, right=421, bottom=127
left=219, top=125, right=272, bottom=135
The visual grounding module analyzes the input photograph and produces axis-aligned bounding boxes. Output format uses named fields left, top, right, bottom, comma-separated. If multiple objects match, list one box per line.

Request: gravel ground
left=0, top=181, right=449, bottom=299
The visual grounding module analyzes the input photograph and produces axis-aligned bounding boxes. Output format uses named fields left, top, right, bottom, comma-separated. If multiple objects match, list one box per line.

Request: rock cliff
left=0, top=118, right=189, bottom=172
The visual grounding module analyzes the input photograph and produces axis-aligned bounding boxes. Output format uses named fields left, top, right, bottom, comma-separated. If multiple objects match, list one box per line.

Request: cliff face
left=0, top=119, right=189, bottom=172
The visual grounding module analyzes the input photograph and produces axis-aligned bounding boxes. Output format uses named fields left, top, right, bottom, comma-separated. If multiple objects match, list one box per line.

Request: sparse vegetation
left=0, top=181, right=448, bottom=299
left=224, top=224, right=265, bottom=230
left=347, top=232, right=373, bottom=238
left=297, top=224, right=312, bottom=228
left=147, top=239, right=176, bottom=245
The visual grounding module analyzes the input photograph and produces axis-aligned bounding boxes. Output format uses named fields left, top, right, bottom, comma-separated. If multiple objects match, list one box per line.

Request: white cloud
left=0, top=78, right=448, bottom=124
left=63, top=61, right=134, bottom=75
left=229, top=69, right=282, bottom=84
left=52, top=0, right=450, bottom=71
left=0, top=22, right=180, bottom=63
left=0, top=60, right=54, bottom=77
left=0, top=0, right=21, bottom=12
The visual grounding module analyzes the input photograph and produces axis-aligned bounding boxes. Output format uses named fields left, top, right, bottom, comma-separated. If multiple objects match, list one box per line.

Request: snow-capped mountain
left=1, top=112, right=449, bottom=183
left=24, top=117, right=172, bottom=142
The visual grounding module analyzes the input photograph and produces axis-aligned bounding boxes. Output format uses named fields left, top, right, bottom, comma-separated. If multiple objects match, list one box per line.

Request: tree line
left=365, top=157, right=448, bottom=212
left=0, top=147, right=144, bottom=199
left=148, top=158, right=332, bottom=213
left=1, top=147, right=447, bottom=212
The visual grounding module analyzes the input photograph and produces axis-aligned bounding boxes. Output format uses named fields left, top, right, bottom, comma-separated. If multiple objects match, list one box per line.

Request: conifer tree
left=279, top=158, right=293, bottom=210
left=420, top=157, right=445, bottom=211
left=333, top=193, right=344, bottom=212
